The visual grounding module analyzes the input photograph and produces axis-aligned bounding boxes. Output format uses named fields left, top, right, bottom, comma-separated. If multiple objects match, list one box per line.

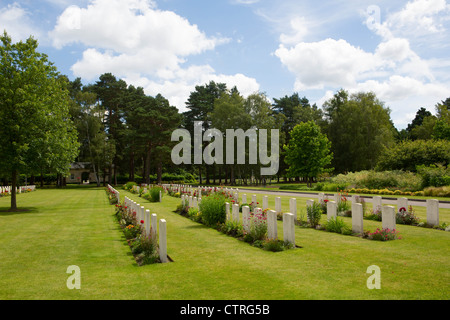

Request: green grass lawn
left=0, top=186, right=449, bottom=300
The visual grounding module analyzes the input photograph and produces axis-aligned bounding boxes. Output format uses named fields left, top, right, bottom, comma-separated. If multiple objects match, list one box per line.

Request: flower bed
left=175, top=195, right=293, bottom=252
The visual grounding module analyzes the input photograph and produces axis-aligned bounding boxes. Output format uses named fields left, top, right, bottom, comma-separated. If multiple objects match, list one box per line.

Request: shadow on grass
left=40, top=184, right=105, bottom=191
left=0, top=207, right=40, bottom=216
left=183, top=224, right=210, bottom=230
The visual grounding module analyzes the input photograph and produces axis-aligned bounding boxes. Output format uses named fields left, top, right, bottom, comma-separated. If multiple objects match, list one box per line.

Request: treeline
left=68, top=74, right=450, bottom=186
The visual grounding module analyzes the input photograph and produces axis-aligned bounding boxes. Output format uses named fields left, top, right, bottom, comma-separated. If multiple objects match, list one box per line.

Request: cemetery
left=0, top=181, right=449, bottom=300
left=1, top=19, right=449, bottom=303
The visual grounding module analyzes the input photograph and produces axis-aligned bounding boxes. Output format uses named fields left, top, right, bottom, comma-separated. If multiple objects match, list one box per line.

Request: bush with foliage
left=376, top=139, right=450, bottom=172
left=324, top=217, right=352, bottom=235
left=422, top=186, right=450, bottom=197
left=220, top=220, right=243, bottom=238
left=306, top=201, right=322, bottom=227
left=199, top=194, right=227, bottom=227
left=417, top=164, right=450, bottom=189
left=365, top=206, right=382, bottom=221
left=123, top=181, right=138, bottom=191
left=244, top=210, right=268, bottom=242
left=396, top=206, right=420, bottom=225
left=367, top=228, right=401, bottom=241
left=329, top=170, right=422, bottom=192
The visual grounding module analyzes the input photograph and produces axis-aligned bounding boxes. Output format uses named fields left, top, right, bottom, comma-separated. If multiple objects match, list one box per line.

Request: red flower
left=140, top=220, right=144, bottom=224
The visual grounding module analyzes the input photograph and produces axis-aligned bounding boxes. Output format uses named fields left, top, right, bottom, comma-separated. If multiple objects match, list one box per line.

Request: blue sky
left=1, top=0, right=449, bottom=129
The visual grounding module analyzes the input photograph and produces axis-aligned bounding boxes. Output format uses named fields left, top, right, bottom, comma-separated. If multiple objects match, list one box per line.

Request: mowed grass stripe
left=0, top=186, right=448, bottom=300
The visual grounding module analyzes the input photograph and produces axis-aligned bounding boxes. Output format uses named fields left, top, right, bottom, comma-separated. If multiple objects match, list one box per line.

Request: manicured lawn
left=0, top=186, right=449, bottom=300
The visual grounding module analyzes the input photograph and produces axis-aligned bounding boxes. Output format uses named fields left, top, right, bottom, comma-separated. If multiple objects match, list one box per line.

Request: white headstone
left=398, top=197, right=408, bottom=211
left=151, top=214, right=158, bottom=241
left=373, top=196, right=382, bottom=212
left=193, top=197, right=198, bottom=209
left=352, top=203, right=364, bottom=234
left=263, top=196, right=268, bottom=210
left=267, top=210, right=278, bottom=240
left=426, top=199, right=439, bottom=226
left=159, top=219, right=168, bottom=263
left=275, top=197, right=282, bottom=214
left=283, top=213, right=295, bottom=246
left=242, top=194, right=247, bottom=204
left=242, top=206, right=250, bottom=233
left=225, top=202, right=231, bottom=221
left=289, top=198, right=297, bottom=222
left=145, top=210, right=151, bottom=237
left=318, top=193, right=325, bottom=203
left=382, top=206, right=396, bottom=231
left=327, top=201, right=337, bottom=221
left=232, top=204, right=240, bottom=223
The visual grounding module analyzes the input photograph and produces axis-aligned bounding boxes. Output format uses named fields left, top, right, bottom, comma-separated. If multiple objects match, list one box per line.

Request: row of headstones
left=181, top=194, right=202, bottom=209
left=0, top=185, right=36, bottom=194
left=108, top=184, right=120, bottom=202
left=122, top=196, right=168, bottom=263
left=131, top=185, right=163, bottom=202
left=320, top=194, right=440, bottom=228
left=224, top=201, right=296, bottom=246
left=165, top=184, right=239, bottom=198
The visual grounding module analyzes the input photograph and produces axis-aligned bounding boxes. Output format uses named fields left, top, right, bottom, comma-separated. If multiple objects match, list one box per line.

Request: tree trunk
left=129, top=150, right=135, bottom=182
left=157, top=162, right=162, bottom=185
left=145, top=146, right=151, bottom=185
left=230, top=165, right=235, bottom=186
left=10, top=170, right=17, bottom=211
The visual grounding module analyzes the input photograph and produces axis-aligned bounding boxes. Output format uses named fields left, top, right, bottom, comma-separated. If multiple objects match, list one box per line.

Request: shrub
left=123, top=224, right=141, bottom=240
left=331, top=170, right=422, bottom=192
left=149, top=187, right=164, bottom=202
left=245, top=210, right=268, bottom=242
left=199, top=194, right=227, bottom=227
left=396, top=206, right=420, bottom=225
left=417, top=164, right=450, bottom=188
left=337, top=193, right=350, bottom=215
left=263, top=239, right=292, bottom=252
left=324, top=217, right=352, bottom=235
left=187, top=207, right=202, bottom=223
left=307, top=202, right=322, bottom=227
left=376, top=139, right=450, bottom=172
left=423, top=186, right=450, bottom=197
left=365, top=206, right=382, bottom=221
left=123, top=181, right=138, bottom=191
left=220, top=220, right=243, bottom=237
left=368, top=228, right=401, bottom=241
left=319, top=199, right=329, bottom=215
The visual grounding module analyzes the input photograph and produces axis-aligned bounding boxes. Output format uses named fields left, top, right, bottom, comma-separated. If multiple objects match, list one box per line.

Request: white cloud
left=231, top=0, right=260, bottom=4
left=386, top=0, right=449, bottom=36
left=279, top=16, right=309, bottom=45
left=274, top=0, right=450, bottom=129
left=275, top=38, right=382, bottom=90
left=49, top=0, right=258, bottom=110
left=123, top=65, right=260, bottom=112
left=0, top=2, right=41, bottom=42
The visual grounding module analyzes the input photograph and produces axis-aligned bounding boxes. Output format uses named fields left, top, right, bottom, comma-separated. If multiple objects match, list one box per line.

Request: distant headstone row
left=0, top=185, right=36, bottom=195
left=320, top=193, right=441, bottom=228
left=107, top=185, right=120, bottom=202
left=122, top=195, right=168, bottom=263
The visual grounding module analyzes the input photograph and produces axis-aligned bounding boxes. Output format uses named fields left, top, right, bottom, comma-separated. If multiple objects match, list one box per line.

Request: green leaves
left=283, top=121, right=333, bottom=186
left=0, top=32, right=79, bottom=208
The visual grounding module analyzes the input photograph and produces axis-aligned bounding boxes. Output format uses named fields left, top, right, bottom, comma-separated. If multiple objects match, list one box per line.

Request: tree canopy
left=0, top=32, right=79, bottom=210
